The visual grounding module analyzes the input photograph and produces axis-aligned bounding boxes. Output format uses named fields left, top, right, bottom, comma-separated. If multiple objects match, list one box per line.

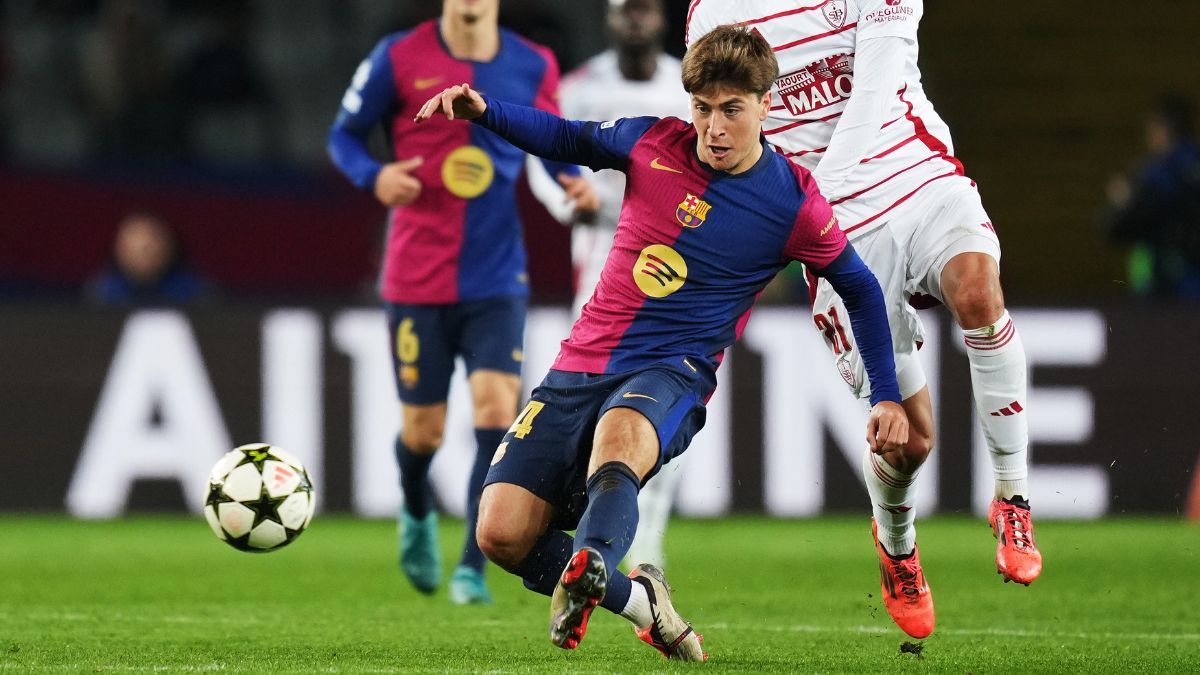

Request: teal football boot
left=449, top=565, right=494, bottom=605
left=400, top=510, right=441, bottom=594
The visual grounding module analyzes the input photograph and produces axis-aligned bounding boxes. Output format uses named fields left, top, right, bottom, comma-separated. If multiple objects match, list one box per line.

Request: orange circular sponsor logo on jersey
left=442, top=146, right=494, bottom=199
left=633, top=244, right=687, bottom=298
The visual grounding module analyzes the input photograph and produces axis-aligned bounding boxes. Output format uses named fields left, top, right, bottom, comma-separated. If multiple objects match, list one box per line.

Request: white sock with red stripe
left=862, top=450, right=918, bottom=557
left=962, top=310, right=1030, bottom=500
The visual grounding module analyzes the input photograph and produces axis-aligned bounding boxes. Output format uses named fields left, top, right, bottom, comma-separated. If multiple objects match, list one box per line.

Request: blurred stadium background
left=2, top=0, right=1200, bottom=671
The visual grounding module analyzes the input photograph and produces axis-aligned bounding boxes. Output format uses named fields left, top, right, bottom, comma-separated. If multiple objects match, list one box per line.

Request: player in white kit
left=528, top=0, right=689, bottom=570
left=688, top=0, right=1043, bottom=639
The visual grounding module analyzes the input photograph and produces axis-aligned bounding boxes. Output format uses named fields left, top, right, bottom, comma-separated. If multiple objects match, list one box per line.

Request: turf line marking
left=705, top=623, right=1200, bottom=641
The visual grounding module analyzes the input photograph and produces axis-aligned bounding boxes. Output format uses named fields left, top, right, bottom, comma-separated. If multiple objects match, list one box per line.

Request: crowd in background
left=0, top=0, right=1197, bottom=304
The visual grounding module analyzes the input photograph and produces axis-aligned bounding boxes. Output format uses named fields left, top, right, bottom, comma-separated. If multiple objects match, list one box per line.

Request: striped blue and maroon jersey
left=474, top=100, right=901, bottom=405
left=328, top=21, right=572, bottom=304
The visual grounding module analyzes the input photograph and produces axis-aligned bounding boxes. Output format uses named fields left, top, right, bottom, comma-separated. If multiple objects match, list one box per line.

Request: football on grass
left=204, top=443, right=314, bottom=552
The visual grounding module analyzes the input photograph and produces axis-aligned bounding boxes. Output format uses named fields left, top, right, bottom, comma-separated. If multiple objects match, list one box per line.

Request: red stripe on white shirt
left=899, top=85, right=965, bottom=176
left=862, top=134, right=921, bottom=163
left=830, top=153, right=941, bottom=206
left=784, top=146, right=828, bottom=158
left=684, top=0, right=704, bottom=45
left=774, top=23, right=857, bottom=52
left=764, top=111, right=843, bottom=135
left=740, top=1, right=829, bottom=28
left=843, top=171, right=959, bottom=234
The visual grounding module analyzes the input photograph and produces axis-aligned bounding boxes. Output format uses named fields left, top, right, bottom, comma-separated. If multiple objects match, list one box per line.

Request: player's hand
left=414, top=82, right=487, bottom=123
left=557, top=173, right=600, bottom=225
left=374, top=157, right=423, bottom=207
left=867, top=401, right=909, bottom=454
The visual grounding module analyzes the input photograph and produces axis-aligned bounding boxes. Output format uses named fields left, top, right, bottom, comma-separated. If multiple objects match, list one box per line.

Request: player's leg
left=811, top=227, right=936, bottom=637
left=386, top=303, right=456, bottom=594
left=475, top=481, right=562, bottom=588
left=624, top=455, right=685, bottom=569
left=551, top=367, right=706, bottom=659
left=914, top=183, right=1041, bottom=585
left=939, top=251, right=1041, bottom=584
left=452, top=296, right=526, bottom=604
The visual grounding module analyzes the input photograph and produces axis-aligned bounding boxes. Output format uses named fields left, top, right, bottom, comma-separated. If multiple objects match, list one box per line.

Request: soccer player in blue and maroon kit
left=327, top=0, right=596, bottom=606
left=417, top=25, right=909, bottom=658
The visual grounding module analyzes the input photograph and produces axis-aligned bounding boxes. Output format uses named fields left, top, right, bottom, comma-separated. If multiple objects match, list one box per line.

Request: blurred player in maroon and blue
left=327, top=0, right=596, bottom=606
left=416, top=26, right=910, bottom=658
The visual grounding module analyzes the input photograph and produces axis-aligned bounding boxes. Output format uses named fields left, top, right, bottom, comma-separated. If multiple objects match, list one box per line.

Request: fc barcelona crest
left=676, top=193, right=712, bottom=228
left=822, top=0, right=847, bottom=29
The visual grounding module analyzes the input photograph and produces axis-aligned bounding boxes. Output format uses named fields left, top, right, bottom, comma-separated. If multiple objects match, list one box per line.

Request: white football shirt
left=687, top=0, right=967, bottom=239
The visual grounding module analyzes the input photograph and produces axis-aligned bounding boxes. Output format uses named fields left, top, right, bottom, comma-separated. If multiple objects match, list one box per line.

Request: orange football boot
left=990, top=496, right=1043, bottom=585
left=871, top=519, right=935, bottom=639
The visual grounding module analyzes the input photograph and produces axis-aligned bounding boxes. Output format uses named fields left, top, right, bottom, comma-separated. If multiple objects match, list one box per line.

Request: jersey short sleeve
left=783, top=168, right=848, bottom=270
left=855, top=0, right=922, bottom=42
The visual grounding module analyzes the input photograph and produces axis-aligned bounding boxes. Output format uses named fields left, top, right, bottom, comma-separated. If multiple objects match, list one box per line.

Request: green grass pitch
left=1, top=515, right=1197, bottom=672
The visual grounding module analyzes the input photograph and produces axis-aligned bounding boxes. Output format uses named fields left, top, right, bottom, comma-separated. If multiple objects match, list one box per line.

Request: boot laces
left=1000, top=504, right=1035, bottom=551
left=890, top=556, right=924, bottom=601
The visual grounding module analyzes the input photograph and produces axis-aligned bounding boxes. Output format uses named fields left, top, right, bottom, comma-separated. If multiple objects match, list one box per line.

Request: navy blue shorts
left=483, top=358, right=713, bottom=530
left=385, top=296, right=527, bottom=405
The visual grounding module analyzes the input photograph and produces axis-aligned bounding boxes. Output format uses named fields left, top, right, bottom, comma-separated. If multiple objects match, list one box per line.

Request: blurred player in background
left=688, top=1, right=1043, bottom=639
left=1105, top=93, right=1200, bottom=299
left=416, top=26, right=909, bottom=658
left=527, top=0, right=688, bottom=571
left=327, top=0, right=596, bottom=606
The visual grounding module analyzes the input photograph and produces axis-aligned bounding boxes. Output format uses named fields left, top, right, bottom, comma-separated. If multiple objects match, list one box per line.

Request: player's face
left=691, top=87, right=771, bottom=174
left=443, top=0, right=498, bottom=25
left=608, top=0, right=665, bottom=50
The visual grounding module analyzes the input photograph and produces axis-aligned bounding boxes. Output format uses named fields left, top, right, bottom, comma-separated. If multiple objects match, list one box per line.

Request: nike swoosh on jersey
left=622, top=392, right=659, bottom=402
left=414, top=76, right=445, bottom=90
left=650, top=157, right=683, bottom=173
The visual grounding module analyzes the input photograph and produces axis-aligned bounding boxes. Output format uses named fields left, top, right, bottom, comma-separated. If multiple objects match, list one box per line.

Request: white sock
left=962, top=310, right=1030, bottom=500
left=862, top=450, right=919, bottom=557
left=619, top=579, right=652, bottom=629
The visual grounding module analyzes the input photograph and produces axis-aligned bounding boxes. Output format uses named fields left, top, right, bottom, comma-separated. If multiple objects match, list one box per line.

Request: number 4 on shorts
left=509, top=401, right=545, bottom=439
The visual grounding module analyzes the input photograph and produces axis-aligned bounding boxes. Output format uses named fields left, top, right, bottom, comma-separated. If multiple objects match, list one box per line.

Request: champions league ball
left=204, top=443, right=315, bottom=552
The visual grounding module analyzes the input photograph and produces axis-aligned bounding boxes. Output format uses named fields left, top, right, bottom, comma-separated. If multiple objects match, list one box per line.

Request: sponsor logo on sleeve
left=819, top=216, right=837, bottom=237
left=864, top=0, right=914, bottom=24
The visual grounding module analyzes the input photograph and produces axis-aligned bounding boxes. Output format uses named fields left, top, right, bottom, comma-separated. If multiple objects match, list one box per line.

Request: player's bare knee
left=400, top=425, right=443, bottom=454
left=476, top=522, right=527, bottom=570
left=473, top=400, right=516, bottom=430
left=948, top=281, right=1004, bottom=330
left=903, top=428, right=935, bottom=465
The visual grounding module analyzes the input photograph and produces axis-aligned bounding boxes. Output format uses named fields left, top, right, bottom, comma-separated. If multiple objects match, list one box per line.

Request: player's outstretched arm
left=417, top=84, right=641, bottom=172
left=414, top=83, right=488, bottom=122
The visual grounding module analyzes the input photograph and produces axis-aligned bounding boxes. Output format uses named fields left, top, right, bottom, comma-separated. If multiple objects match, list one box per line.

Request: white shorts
left=812, top=176, right=1000, bottom=402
